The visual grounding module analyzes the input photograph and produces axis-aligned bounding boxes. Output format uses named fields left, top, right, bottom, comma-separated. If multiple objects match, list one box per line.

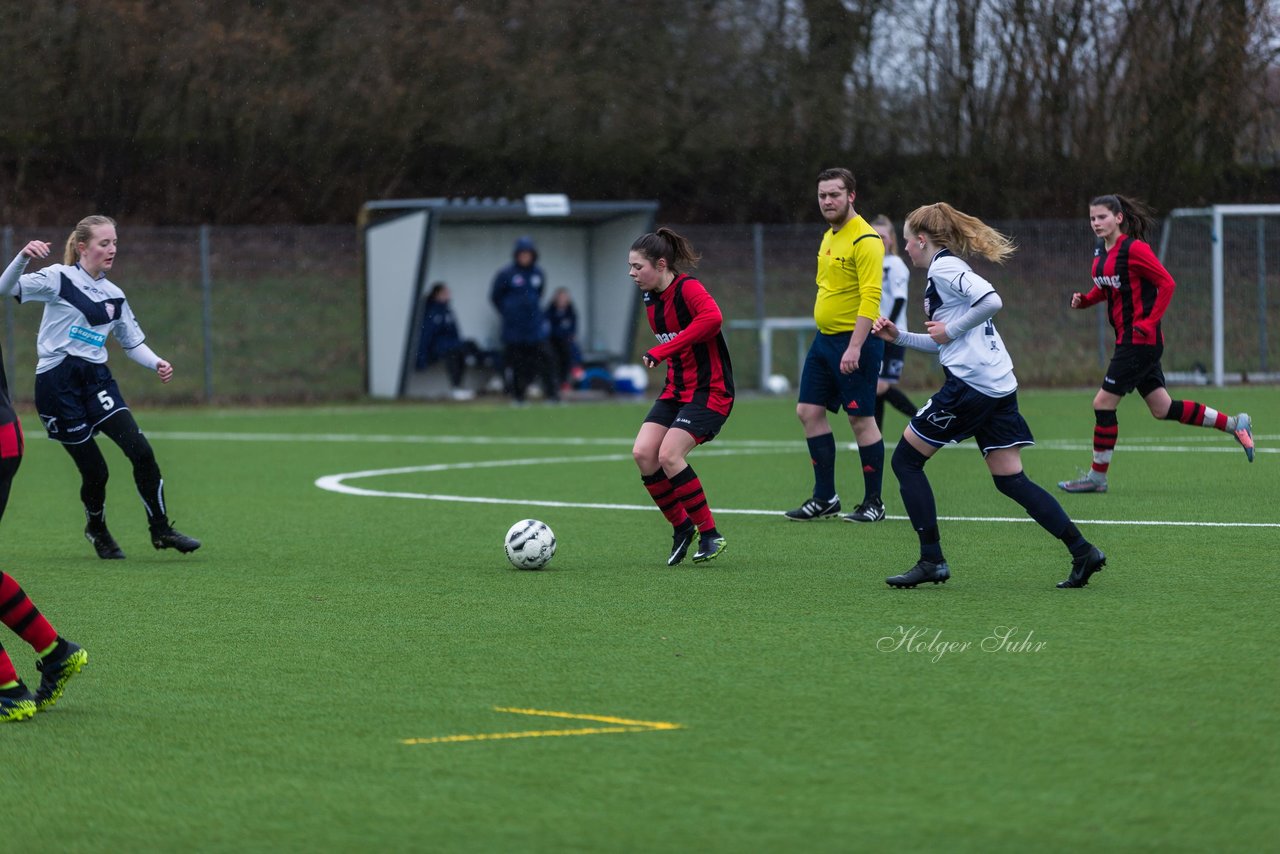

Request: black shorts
left=879, top=342, right=906, bottom=383
left=1102, top=344, right=1166, bottom=397
left=798, top=331, right=883, bottom=415
left=34, top=357, right=130, bottom=445
left=909, top=374, right=1035, bottom=456
left=644, top=398, right=728, bottom=445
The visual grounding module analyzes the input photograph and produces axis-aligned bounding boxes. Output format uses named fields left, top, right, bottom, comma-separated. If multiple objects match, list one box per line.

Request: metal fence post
left=200, top=225, right=214, bottom=401
left=752, top=223, right=766, bottom=390
left=2, top=226, right=12, bottom=379
left=1259, top=217, right=1268, bottom=374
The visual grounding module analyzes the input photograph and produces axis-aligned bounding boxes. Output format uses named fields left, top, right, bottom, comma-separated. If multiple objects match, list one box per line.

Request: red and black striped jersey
left=643, top=275, right=734, bottom=415
left=1078, top=235, right=1175, bottom=346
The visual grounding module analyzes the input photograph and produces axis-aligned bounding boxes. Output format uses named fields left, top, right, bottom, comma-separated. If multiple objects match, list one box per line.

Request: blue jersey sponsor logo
left=69, top=325, right=107, bottom=347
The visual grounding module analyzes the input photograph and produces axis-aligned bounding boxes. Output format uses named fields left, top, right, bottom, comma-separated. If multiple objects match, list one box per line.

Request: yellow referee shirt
left=814, top=215, right=884, bottom=334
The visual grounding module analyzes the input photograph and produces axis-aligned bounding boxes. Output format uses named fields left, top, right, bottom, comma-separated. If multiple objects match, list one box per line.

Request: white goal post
left=1158, top=204, right=1280, bottom=387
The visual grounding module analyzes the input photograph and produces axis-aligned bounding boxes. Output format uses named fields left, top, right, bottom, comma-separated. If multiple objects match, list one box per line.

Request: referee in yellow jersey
left=785, top=168, right=887, bottom=523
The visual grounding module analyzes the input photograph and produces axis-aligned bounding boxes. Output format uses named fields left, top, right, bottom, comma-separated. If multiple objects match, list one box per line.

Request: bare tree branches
left=0, top=0, right=1274, bottom=223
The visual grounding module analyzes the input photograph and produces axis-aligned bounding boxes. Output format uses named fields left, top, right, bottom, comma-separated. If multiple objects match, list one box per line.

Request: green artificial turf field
left=5, top=387, right=1277, bottom=852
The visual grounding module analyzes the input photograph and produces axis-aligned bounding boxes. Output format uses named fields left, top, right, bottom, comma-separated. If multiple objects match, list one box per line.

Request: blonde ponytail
left=905, top=203, right=1014, bottom=263
left=63, top=215, right=117, bottom=265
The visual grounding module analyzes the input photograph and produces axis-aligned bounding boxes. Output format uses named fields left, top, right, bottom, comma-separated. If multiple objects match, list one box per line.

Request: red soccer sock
left=1166, top=400, right=1229, bottom=431
left=667, top=465, right=716, bottom=533
left=0, top=572, right=59, bottom=652
left=0, top=648, right=17, bottom=686
left=1091, top=409, right=1119, bottom=475
left=641, top=471, right=691, bottom=528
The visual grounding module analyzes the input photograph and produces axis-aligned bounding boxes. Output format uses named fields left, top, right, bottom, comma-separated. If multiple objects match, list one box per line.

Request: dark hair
left=817, top=168, right=856, bottom=193
left=1090, top=194, right=1156, bottom=242
left=426, top=282, right=448, bottom=301
left=630, top=226, right=700, bottom=273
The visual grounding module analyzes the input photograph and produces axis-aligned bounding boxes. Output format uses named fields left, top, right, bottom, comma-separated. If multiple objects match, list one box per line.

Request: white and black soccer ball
left=504, top=519, right=557, bottom=570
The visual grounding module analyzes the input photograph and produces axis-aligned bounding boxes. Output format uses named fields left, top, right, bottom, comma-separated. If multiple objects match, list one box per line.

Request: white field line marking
left=147, top=430, right=1275, bottom=454
left=314, top=450, right=1280, bottom=529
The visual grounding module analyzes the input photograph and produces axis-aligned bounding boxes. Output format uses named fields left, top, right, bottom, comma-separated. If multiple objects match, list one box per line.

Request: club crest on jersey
left=69, top=325, right=108, bottom=347
left=105, top=303, right=116, bottom=320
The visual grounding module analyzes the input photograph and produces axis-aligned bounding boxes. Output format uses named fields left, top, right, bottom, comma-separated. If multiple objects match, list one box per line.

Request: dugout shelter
left=361, top=195, right=659, bottom=399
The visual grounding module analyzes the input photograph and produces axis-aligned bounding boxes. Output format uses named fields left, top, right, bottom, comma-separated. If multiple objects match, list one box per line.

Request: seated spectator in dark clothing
left=416, top=282, right=480, bottom=400
left=545, top=287, right=581, bottom=394
left=490, top=237, right=559, bottom=405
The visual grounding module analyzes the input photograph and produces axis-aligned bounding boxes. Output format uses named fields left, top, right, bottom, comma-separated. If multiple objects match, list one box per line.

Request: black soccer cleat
left=85, top=524, right=126, bottom=560
left=886, top=560, right=951, bottom=589
left=843, top=498, right=886, bottom=523
left=1057, top=546, right=1107, bottom=588
left=668, top=523, right=696, bottom=567
left=151, top=523, right=202, bottom=554
left=691, top=533, right=727, bottom=564
left=784, top=495, right=841, bottom=521
left=0, top=681, right=37, bottom=723
left=34, top=638, right=88, bottom=711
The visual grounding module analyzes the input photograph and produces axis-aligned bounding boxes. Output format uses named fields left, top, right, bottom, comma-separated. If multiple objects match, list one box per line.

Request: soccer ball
left=504, top=519, right=557, bottom=570
left=764, top=373, right=792, bottom=394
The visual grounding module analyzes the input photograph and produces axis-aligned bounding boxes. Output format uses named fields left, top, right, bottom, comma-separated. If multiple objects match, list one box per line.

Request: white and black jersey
left=879, top=253, right=911, bottom=331
left=922, top=250, right=1016, bottom=397
left=11, top=262, right=148, bottom=374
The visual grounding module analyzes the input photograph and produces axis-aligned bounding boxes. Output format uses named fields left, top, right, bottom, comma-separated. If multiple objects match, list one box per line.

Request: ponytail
left=904, top=203, right=1015, bottom=263
left=630, top=226, right=701, bottom=273
left=1090, top=194, right=1155, bottom=242
left=63, top=215, right=117, bottom=265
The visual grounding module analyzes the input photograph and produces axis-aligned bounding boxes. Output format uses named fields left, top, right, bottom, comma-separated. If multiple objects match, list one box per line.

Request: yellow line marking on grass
left=401, top=706, right=682, bottom=746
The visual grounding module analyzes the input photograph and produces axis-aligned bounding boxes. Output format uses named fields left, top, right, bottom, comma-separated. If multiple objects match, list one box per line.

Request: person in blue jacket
left=490, top=237, right=559, bottom=404
left=415, top=282, right=480, bottom=400
left=545, top=287, right=580, bottom=395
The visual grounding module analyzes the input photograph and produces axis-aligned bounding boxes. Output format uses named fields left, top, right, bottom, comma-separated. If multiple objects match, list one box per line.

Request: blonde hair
left=64, top=215, right=117, bottom=265
left=905, top=203, right=1014, bottom=264
left=871, top=214, right=899, bottom=254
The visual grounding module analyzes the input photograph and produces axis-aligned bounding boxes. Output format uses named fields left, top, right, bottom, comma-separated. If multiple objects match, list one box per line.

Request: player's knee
left=657, top=447, right=686, bottom=474
left=891, top=440, right=929, bottom=477
left=632, top=443, right=658, bottom=472
left=992, top=471, right=1028, bottom=498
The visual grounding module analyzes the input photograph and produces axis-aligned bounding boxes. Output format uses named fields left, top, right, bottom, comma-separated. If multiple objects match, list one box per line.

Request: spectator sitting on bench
left=415, top=282, right=482, bottom=400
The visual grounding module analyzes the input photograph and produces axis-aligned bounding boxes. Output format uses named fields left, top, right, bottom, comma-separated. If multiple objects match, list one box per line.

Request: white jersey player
left=870, top=215, right=918, bottom=429
left=871, top=202, right=1104, bottom=592
left=0, top=216, right=200, bottom=559
left=913, top=250, right=1016, bottom=398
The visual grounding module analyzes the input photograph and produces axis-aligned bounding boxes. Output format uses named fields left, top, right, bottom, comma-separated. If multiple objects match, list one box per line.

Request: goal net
left=1158, top=205, right=1280, bottom=386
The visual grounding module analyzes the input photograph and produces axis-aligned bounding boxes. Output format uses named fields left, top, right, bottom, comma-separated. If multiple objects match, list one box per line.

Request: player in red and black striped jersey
left=630, top=228, right=734, bottom=566
left=0, top=322, right=88, bottom=721
left=1058, top=194, right=1254, bottom=494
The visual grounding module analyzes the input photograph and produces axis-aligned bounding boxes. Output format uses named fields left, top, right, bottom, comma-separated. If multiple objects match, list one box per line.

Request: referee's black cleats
left=843, top=498, right=886, bottom=523
left=151, top=522, right=202, bottom=554
left=668, top=523, right=696, bottom=567
left=785, top=495, right=841, bottom=521
left=1057, top=546, right=1106, bottom=589
left=886, top=560, right=951, bottom=588
left=85, top=523, right=126, bottom=560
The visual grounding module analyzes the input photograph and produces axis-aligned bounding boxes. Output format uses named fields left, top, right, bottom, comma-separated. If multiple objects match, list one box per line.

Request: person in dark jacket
left=490, top=237, right=559, bottom=404
left=545, top=287, right=580, bottom=395
left=415, top=282, right=480, bottom=400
